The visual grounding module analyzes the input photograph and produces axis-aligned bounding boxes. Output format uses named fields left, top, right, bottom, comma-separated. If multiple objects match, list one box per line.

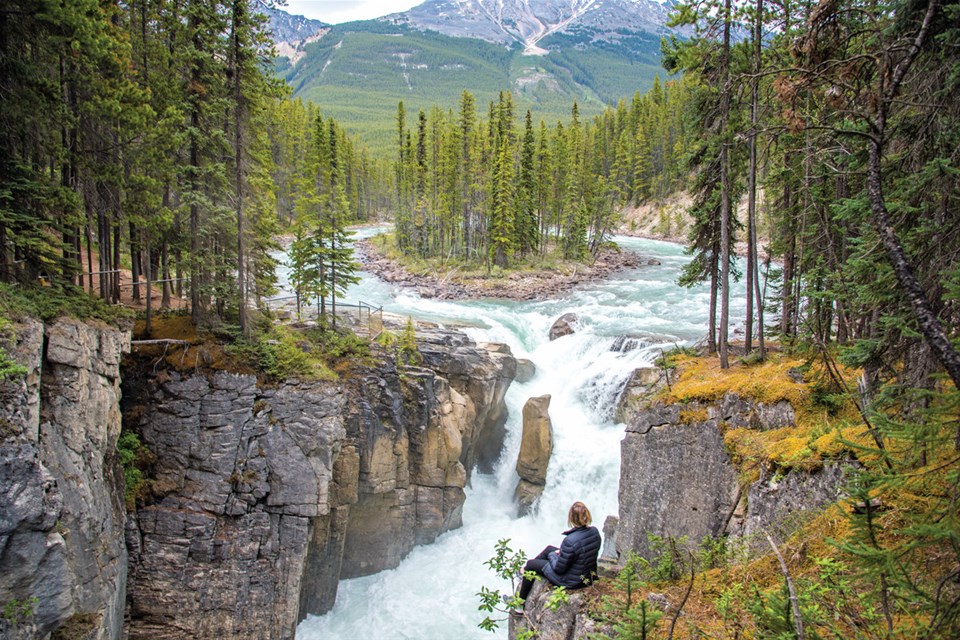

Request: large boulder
left=514, top=395, right=553, bottom=516
left=616, top=389, right=850, bottom=564
left=713, top=392, right=795, bottom=431
left=548, top=313, right=578, bottom=341
left=508, top=579, right=610, bottom=640
left=515, top=358, right=536, bottom=383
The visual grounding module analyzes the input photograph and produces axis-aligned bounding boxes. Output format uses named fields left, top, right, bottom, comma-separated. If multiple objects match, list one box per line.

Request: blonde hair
left=568, top=501, right=592, bottom=527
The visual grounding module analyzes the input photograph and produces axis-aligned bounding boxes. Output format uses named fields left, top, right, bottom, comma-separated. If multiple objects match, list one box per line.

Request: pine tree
left=515, top=110, right=538, bottom=257
left=488, top=92, right=517, bottom=268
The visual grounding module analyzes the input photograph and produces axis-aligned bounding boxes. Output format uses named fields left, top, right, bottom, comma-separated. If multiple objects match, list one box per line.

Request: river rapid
left=290, top=233, right=748, bottom=639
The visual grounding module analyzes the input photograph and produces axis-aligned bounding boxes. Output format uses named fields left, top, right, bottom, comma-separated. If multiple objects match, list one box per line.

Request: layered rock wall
left=123, top=371, right=346, bottom=640
left=616, top=377, right=849, bottom=561
left=618, top=403, right=741, bottom=559
left=0, top=318, right=130, bottom=640
left=122, top=326, right=515, bottom=639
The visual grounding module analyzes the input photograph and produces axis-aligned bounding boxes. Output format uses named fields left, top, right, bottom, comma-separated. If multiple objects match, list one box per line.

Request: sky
left=282, top=0, right=425, bottom=24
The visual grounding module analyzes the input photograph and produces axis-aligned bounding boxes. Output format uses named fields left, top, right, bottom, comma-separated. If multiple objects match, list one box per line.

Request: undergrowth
left=0, top=316, right=27, bottom=381
left=134, top=312, right=374, bottom=382
left=117, top=431, right=154, bottom=509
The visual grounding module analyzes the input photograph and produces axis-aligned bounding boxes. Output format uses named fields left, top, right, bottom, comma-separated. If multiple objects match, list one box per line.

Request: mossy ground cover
left=0, top=282, right=133, bottom=326
left=587, top=495, right=949, bottom=638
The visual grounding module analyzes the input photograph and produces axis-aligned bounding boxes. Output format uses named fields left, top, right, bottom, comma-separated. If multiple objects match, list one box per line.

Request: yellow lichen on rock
left=661, top=355, right=810, bottom=407
left=659, top=354, right=872, bottom=474
left=678, top=406, right=709, bottom=424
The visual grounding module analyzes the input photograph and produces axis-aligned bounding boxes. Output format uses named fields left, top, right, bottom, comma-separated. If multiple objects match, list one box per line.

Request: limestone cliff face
left=617, top=402, right=742, bottom=560
left=122, top=371, right=345, bottom=640
left=615, top=371, right=849, bottom=561
left=418, top=331, right=517, bottom=474
left=0, top=318, right=130, bottom=640
left=121, top=326, right=515, bottom=639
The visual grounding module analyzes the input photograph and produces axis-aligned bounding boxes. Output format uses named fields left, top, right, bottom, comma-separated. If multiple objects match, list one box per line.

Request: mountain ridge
left=267, top=0, right=679, bottom=150
left=381, top=0, right=679, bottom=53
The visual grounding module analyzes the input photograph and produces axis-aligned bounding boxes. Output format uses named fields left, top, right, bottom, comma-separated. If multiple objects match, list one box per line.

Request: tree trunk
left=718, top=0, right=733, bottom=368
left=232, top=0, right=247, bottom=336
left=145, top=234, right=152, bottom=337
left=130, top=221, right=141, bottom=303
left=190, top=102, right=200, bottom=323
left=112, top=219, right=121, bottom=303
left=85, top=206, right=95, bottom=293
left=709, top=249, right=718, bottom=353
left=745, top=0, right=763, bottom=355
left=161, top=184, right=172, bottom=309
left=866, top=144, right=960, bottom=389
left=865, top=0, right=960, bottom=390
left=780, top=179, right=797, bottom=337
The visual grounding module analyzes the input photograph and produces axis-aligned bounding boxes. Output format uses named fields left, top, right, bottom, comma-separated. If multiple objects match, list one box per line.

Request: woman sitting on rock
left=517, top=501, right=602, bottom=601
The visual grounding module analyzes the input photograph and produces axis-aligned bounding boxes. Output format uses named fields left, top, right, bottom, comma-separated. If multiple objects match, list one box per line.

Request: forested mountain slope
left=272, top=1, right=673, bottom=148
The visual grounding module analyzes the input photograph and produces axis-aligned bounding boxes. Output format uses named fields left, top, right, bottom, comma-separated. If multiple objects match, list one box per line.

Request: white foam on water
left=296, top=236, right=748, bottom=639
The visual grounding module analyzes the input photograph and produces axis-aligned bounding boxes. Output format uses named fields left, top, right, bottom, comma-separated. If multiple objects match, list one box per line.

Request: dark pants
left=518, top=545, right=558, bottom=600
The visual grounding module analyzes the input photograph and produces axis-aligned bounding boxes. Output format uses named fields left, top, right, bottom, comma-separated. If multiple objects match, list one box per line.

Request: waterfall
left=295, top=236, right=747, bottom=639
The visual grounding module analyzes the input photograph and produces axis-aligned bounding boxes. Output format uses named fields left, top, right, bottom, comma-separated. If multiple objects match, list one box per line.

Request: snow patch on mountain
left=384, top=0, right=679, bottom=48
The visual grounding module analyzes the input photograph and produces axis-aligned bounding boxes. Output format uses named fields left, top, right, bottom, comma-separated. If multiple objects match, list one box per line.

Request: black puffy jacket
left=542, top=525, right=601, bottom=589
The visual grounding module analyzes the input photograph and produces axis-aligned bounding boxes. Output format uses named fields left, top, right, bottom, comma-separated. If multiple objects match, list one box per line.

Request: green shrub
left=117, top=431, right=148, bottom=509
left=0, top=322, right=27, bottom=380
left=654, top=344, right=698, bottom=371
left=477, top=538, right=530, bottom=635
left=2, top=597, right=38, bottom=625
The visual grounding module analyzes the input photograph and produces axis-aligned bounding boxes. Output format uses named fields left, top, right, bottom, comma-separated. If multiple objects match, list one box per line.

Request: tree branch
left=765, top=532, right=804, bottom=640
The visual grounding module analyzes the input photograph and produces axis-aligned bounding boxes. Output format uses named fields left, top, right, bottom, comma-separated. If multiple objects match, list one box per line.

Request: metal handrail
left=270, top=296, right=384, bottom=339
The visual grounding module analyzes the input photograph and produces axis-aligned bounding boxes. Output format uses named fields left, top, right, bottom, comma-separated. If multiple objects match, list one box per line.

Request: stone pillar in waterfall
left=514, top=395, right=553, bottom=516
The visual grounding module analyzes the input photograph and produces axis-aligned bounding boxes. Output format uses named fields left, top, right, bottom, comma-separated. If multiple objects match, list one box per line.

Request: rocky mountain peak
left=384, top=0, right=678, bottom=52
left=261, top=6, right=330, bottom=63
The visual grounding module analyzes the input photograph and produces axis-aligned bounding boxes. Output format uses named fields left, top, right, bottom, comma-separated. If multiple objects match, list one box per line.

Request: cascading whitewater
left=296, top=236, right=747, bottom=639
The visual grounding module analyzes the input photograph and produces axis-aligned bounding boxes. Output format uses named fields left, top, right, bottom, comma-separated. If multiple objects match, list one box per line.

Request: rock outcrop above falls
left=508, top=579, right=609, bottom=640
left=121, top=326, right=515, bottom=639
left=617, top=402, right=741, bottom=560
left=1, top=318, right=130, bottom=640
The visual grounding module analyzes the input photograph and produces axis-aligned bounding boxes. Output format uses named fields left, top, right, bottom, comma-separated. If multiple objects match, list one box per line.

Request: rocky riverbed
left=356, top=239, right=652, bottom=301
